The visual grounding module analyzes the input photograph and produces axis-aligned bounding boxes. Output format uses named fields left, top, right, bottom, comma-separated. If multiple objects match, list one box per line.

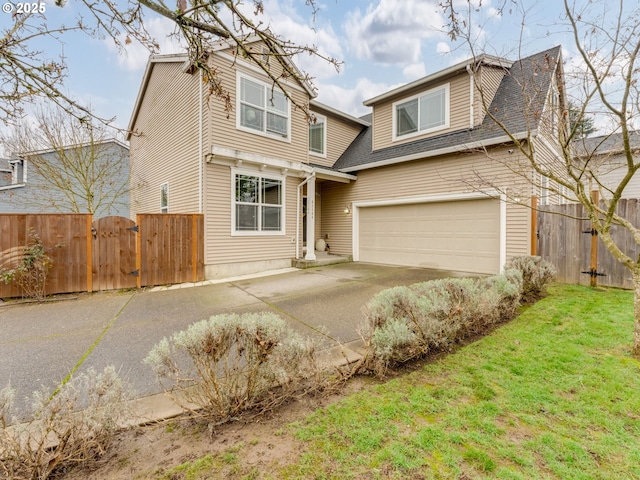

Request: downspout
left=296, top=172, right=315, bottom=259
left=466, top=64, right=475, bottom=129
left=198, top=68, right=203, bottom=213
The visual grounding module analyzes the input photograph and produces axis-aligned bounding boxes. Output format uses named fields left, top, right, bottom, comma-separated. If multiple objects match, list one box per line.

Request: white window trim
left=160, top=182, right=169, bottom=213
left=236, top=71, right=291, bottom=143
left=392, top=83, right=450, bottom=142
left=9, top=158, right=27, bottom=185
left=231, top=167, right=286, bottom=236
left=308, top=112, right=327, bottom=158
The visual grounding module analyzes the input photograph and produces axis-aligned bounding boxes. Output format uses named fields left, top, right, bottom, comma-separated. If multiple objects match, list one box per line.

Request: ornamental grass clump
left=144, top=312, right=322, bottom=422
left=360, top=271, right=524, bottom=375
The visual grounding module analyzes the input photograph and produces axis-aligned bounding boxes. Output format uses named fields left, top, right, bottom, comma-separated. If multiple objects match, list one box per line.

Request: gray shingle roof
left=333, top=46, right=562, bottom=172
left=573, top=131, right=640, bottom=157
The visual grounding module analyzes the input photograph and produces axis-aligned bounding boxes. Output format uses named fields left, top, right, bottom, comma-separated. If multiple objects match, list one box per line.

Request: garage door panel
left=358, top=199, right=500, bottom=274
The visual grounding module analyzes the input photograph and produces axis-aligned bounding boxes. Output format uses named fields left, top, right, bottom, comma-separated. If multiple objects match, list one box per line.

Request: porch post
left=305, top=175, right=317, bottom=261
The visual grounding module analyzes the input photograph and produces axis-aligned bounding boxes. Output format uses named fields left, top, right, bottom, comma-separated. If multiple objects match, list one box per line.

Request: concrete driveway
left=0, top=262, right=465, bottom=415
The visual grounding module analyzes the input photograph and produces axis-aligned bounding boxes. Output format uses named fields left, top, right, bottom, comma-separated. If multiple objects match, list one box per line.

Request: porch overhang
left=206, top=145, right=357, bottom=183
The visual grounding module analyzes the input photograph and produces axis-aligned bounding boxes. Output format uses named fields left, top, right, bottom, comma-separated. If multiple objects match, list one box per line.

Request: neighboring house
left=0, top=140, right=130, bottom=217
left=572, top=131, right=640, bottom=199
left=127, top=42, right=564, bottom=279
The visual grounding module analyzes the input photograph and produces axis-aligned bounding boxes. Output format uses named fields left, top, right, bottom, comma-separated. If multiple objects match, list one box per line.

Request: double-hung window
left=234, top=172, right=284, bottom=234
left=238, top=74, right=289, bottom=140
left=393, top=84, right=449, bottom=140
left=309, top=113, right=326, bottom=157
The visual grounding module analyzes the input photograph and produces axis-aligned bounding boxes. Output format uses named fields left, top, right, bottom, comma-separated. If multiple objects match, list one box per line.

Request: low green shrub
left=360, top=271, right=523, bottom=375
left=144, top=312, right=322, bottom=422
left=0, top=366, right=129, bottom=480
left=504, top=255, right=556, bottom=300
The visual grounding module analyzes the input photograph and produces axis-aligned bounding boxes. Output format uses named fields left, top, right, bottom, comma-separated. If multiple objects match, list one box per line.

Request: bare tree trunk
left=633, top=271, right=640, bottom=357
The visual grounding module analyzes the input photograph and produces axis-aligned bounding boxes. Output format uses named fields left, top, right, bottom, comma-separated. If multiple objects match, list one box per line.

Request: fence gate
left=92, top=216, right=138, bottom=291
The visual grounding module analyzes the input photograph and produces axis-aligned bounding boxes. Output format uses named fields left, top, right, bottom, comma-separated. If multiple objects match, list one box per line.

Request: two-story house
left=127, top=42, right=564, bottom=279
left=0, top=140, right=130, bottom=217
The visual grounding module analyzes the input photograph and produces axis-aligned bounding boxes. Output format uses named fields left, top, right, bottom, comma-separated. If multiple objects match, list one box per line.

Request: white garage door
left=358, top=198, right=501, bottom=274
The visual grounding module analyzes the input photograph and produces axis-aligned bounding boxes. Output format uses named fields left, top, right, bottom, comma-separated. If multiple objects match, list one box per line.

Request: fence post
left=589, top=190, right=599, bottom=288
left=86, top=214, right=93, bottom=292
left=530, top=195, right=538, bottom=256
left=136, top=214, right=142, bottom=289
left=191, top=215, right=198, bottom=283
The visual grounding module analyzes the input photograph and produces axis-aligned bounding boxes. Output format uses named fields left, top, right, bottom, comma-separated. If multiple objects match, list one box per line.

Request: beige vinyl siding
left=371, top=74, right=471, bottom=151
left=474, top=65, right=506, bottom=126
left=206, top=53, right=311, bottom=164
left=321, top=147, right=532, bottom=260
left=594, top=156, right=640, bottom=199
left=310, top=106, right=366, bottom=168
left=204, top=163, right=298, bottom=265
left=533, top=135, right=565, bottom=205
left=129, top=62, right=201, bottom=216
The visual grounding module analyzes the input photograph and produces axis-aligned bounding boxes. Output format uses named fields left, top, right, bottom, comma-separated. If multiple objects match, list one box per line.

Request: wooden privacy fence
left=537, top=198, right=640, bottom=289
left=0, top=213, right=204, bottom=298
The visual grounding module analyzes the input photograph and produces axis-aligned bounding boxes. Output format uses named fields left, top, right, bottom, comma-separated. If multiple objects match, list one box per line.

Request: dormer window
left=237, top=73, right=290, bottom=141
left=393, top=84, right=450, bottom=141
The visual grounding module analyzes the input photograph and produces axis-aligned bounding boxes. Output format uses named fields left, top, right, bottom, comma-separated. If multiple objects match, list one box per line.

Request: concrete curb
left=123, top=339, right=367, bottom=428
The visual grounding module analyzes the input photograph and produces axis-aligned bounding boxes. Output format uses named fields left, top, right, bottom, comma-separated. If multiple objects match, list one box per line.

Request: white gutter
left=296, top=173, right=315, bottom=259
left=340, top=130, right=537, bottom=173
left=364, top=54, right=512, bottom=106
left=466, top=65, right=475, bottom=129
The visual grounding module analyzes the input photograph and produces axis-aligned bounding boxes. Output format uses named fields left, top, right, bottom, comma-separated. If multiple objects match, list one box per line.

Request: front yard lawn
left=282, top=284, right=640, bottom=479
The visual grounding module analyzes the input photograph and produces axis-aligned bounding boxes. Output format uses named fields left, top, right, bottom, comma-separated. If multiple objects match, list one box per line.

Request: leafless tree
left=1, top=0, right=340, bottom=125
left=2, top=105, right=130, bottom=216
left=441, top=0, right=640, bottom=356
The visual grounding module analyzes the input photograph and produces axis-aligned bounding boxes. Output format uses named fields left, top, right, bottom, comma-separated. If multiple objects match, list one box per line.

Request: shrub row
left=359, top=256, right=555, bottom=374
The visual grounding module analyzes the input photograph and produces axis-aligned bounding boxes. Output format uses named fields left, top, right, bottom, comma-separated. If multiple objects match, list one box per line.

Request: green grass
left=279, top=284, right=640, bottom=479
left=158, top=284, right=640, bottom=479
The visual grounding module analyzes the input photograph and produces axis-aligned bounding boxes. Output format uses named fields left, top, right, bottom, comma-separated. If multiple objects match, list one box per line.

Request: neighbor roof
left=573, top=131, right=640, bottom=157
left=334, top=46, right=562, bottom=172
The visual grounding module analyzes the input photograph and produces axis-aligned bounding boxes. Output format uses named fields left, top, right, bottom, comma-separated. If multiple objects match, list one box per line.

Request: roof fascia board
left=19, top=138, right=129, bottom=158
left=214, top=49, right=315, bottom=98
left=340, top=130, right=536, bottom=173
left=364, top=54, right=513, bottom=106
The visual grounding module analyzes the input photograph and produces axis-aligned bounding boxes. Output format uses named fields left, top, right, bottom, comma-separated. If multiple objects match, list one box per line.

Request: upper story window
left=11, top=159, right=26, bottom=185
left=309, top=113, right=326, bottom=157
left=237, top=73, right=290, bottom=141
left=233, top=171, right=284, bottom=235
left=393, top=83, right=449, bottom=141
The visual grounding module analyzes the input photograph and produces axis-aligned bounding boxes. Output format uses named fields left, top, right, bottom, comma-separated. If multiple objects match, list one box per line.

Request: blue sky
left=1, top=0, right=578, bottom=135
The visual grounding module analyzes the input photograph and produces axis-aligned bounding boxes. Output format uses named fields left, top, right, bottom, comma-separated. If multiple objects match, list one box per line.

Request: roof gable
left=334, top=46, right=562, bottom=172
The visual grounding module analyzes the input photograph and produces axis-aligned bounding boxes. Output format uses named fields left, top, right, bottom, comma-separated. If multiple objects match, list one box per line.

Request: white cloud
left=436, top=42, right=451, bottom=55
left=315, top=77, right=403, bottom=117
left=235, top=0, right=345, bottom=81
left=104, top=17, right=186, bottom=72
left=402, top=63, right=426, bottom=80
left=344, top=0, right=445, bottom=65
